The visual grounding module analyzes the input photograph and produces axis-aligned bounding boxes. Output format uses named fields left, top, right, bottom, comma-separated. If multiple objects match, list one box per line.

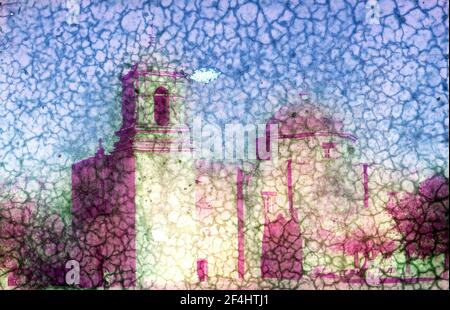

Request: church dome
left=267, top=102, right=356, bottom=141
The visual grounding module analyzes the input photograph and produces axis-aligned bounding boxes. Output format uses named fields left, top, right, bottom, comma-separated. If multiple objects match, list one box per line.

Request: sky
left=0, top=0, right=448, bottom=207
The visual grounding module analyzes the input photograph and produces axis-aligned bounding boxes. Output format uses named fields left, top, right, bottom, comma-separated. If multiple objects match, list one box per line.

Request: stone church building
left=71, top=64, right=391, bottom=289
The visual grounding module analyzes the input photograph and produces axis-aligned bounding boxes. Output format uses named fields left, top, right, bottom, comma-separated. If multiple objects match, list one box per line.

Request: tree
left=1, top=192, right=69, bottom=288
left=386, top=175, right=449, bottom=274
left=333, top=223, right=397, bottom=274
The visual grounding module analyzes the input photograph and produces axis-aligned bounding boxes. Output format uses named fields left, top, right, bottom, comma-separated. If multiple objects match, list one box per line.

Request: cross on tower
left=321, top=141, right=337, bottom=158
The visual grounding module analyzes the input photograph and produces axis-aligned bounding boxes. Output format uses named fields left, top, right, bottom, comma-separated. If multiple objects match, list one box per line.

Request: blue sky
left=0, top=0, right=448, bottom=203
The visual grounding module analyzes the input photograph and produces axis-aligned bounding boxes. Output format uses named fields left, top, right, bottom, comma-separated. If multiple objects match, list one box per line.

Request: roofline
left=279, top=131, right=357, bottom=142
left=120, top=65, right=188, bottom=82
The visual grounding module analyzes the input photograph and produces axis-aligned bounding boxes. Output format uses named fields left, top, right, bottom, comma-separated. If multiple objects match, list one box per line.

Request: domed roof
left=267, top=102, right=356, bottom=141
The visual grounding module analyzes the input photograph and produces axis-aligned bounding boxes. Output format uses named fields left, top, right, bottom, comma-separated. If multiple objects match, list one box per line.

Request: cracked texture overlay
left=0, top=0, right=449, bottom=290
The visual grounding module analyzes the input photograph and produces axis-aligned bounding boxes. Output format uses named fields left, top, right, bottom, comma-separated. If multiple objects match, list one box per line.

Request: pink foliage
left=334, top=225, right=397, bottom=270
left=0, top=195, right=68, bottom=287
left=0, top=198, right=36, bottom=269
left=386, top=176, right=449, bottom=264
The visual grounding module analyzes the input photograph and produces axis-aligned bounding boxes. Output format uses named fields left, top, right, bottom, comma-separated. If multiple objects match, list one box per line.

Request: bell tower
left=116, top=64, right=192, bottom=153
left=134, top=69, right=186, bottom=128
left=116, top=64, right=197, bottom=288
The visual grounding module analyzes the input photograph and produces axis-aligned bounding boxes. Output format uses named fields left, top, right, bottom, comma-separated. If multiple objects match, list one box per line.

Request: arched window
left=153, top=86, right=170, bottom=126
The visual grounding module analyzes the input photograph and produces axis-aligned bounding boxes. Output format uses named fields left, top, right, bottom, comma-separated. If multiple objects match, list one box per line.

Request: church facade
left=71, top=64, right=418, bottom=289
